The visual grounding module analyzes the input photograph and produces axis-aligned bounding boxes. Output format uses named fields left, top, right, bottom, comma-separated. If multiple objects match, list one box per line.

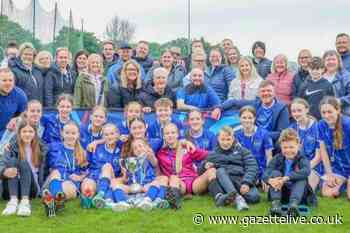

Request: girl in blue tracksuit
left=42, top=121, right=89, bottom=217
left=318, top=96, right=350, bottom=200
left=111, top=138, right=169, bottom=211
left=80, top=106, right=107, bottom=150
left=147, top=98, right=184, bottom=139
left=116, top=101, right=144, bottom=141
left=234, top=106, right=273, bottom=191
left=42, top=94, right=75, bottom=144
left=289, top=98, right=322, bottom=190
left=80, top=123, right=123, bottom=209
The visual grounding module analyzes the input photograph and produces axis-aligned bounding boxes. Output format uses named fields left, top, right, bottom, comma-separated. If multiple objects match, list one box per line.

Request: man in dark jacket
left=132, top=41, right=154, bottom=75
left=44, top=48, right=76, bottom=107
left=139, top=67, right=175, bottom=110
left=213, top=80, right=290, bottom=145
left=263, top=129, right=316, bottom=216
left=336, top=33, right=350, bottom=72
left=202, top=126, right=259, bottom=211
left=10, top=55, right=44, bottom=104
left=251, top=41, right=272, bottom=79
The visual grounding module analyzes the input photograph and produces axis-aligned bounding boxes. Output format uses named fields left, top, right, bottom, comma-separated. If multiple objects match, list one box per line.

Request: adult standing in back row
left=267, top=54, right=294, bottom=105
left=9, top=42, right=44, bottom=104
left=335, top=33, right=350, bottom=72
left=251, top=41, right=272, bottom=79
left=206, top=48, right=235, bottom=103
left=45, top=47, right=76, bottom=107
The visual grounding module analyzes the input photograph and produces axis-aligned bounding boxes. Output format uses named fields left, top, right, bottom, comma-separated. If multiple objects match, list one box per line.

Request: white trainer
left=2, top=200, right=18, bottom=216
left=17, top=200, right=31, bottom=217
left=137, top=197, right=153, bottom=211
left=112, top=201, right=132, bottom=212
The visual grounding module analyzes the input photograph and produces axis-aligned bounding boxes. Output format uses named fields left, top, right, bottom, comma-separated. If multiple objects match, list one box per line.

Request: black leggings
left=1, top=160, right=38, bottom=200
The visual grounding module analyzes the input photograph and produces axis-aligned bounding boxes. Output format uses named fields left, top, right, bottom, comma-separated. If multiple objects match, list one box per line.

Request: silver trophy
left=120, top=156, right=146, bottom=194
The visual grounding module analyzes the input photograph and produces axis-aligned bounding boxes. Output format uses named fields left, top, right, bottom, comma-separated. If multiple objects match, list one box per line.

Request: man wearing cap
left=251, top=41, right=272, bottom=79
left=106, top=42, right=145, bottom=87
left=335, top=33, right=350, bottom=72
left=170, top=46, right=186, bottom=69
left=132, top=40, right=154, bottom=74
left=0, top=65, right=27, bottom=138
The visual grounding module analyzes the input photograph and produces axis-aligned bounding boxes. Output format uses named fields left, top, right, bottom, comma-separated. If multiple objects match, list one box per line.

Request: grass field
left=0, top=194, right=348, bottom=233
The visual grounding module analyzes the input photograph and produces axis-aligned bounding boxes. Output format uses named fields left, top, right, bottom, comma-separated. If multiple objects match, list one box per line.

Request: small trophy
left=120, top=156, right=146, bottom=194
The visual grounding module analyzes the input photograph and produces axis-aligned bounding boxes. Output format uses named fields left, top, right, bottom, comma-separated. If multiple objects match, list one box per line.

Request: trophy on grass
left=120, top=156, right=146, bottom=194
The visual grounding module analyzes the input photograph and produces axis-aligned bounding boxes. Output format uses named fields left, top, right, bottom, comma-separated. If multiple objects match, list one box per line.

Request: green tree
left=51, top=27, right=101, bottom=56
left=0, top=15, right=42, bottom=55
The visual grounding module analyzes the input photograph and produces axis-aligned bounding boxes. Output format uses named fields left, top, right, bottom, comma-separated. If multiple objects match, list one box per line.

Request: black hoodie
left=139, top=80, right=176, bottom=109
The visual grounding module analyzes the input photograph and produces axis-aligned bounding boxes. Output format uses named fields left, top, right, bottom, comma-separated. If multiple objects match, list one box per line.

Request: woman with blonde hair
left=267, top=54, right=294, bottom=105
left=9, top=42, right=45, bottom=103
left=228, top=56, right=263, bottom=100
left=74, top=53, right=109, bottom=108
left=34, top=50, right=53, bottom=77
left=107, top=60, right=143, bottom=108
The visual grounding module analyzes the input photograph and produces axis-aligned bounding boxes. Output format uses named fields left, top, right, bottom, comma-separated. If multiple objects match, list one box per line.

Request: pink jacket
left=267, top=71, right=294, bottom=105
left=157, top=147, right=208, bottom=179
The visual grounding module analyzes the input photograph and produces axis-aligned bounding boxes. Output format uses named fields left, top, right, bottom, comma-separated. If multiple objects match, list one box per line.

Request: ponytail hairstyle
left=63, top=121, right=88, bottom=167
left=163, top=122, right=184, bottom=174
left=16, top=121, right=41, bottom=168
left=319, top=96, right=343, bottom=149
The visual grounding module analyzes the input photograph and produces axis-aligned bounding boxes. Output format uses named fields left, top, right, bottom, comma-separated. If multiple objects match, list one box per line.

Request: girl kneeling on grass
left=0, top=122, right=47, bottom=217
left=80, top=123, right=123, bottom=209
left=42, top=121, right=89, bottom=217
left=203, top=126, right=260, bottom=211
left=157, top=123, right=215, bottom=209
left=234, top=106, right=273, bottom=192
left=111, top=138, right=169, bottom=212
left=289, top=98, right=322, bottom=191
left=318, top=96, right=350, bottom=200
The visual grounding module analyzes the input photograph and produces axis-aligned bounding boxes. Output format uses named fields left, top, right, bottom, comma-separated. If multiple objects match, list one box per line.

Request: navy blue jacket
left=146, top=64, right=186, bottom=92
left=139, top=80, right=176, bottom=109
left=206, top=64, right=235, bottom=103
left=10, top=58, right=44, bottom=104
left=252, top=57, right=272, bottom=79
left=341, top=51, right=350, bottom=73
left=292, top=68, right=309, bottom=98
left=262, top=153, right=310, bottom=183
left=132, top=53, right=154, bottom=75
left=44, top=64, right=76, bottom=107
left=220, top=98, right=289, bottom=142
left=106, top=84, right=142, bottom=108
left=329, top=69, right=350, bottom=115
